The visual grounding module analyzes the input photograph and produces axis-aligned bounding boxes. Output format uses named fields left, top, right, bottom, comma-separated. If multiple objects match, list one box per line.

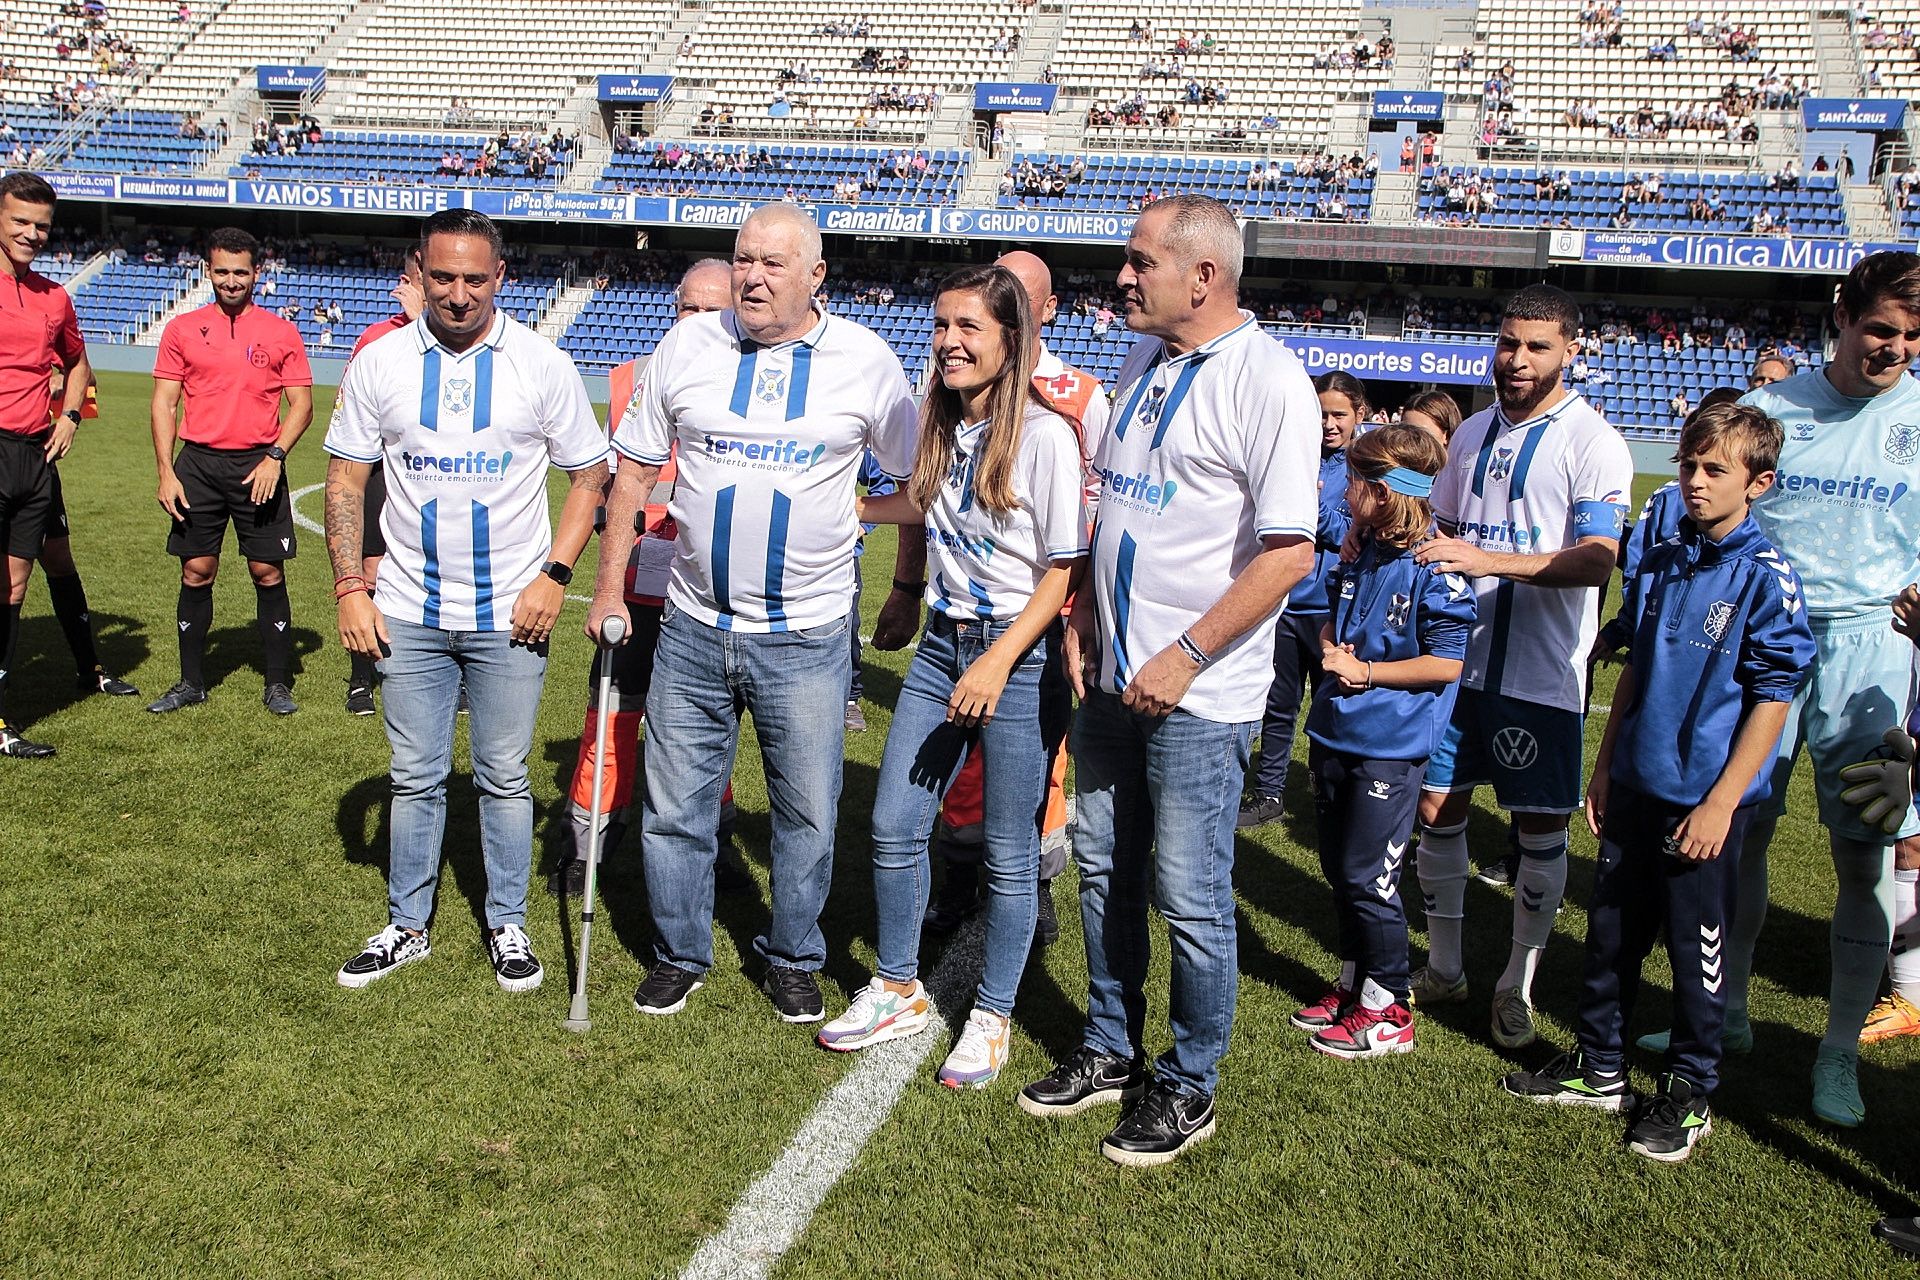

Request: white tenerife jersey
left=1433, top=390, right=1632, bottom=713
left=925, top=404, right=1090, bottom=622
left=1088, top=312, right=1321, bottom=723
left=325, top=312, right=609, bottom=631
left=614, top=308, right=918, bottom=632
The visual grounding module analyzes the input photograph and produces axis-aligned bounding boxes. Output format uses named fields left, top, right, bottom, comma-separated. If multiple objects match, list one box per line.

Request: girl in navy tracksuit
left=1501, top=403, right=1815, bottom=1162
left=1292, top=424, right=1476, bottom=1060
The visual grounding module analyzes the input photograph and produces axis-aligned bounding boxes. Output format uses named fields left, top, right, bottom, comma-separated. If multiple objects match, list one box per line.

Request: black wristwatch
left=542, top=560, right=574, bottom=586
left=265, top=445, right=287, bottom=462
left=62, top=408, right=82, bottom=427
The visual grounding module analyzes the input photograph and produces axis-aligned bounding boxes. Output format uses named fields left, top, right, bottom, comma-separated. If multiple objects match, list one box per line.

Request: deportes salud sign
left=1274, top=335, right=1492, bottom=385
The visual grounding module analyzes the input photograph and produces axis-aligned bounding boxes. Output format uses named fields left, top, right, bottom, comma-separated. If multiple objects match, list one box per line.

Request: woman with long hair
left=818, top=264, right=1087, bottom=1088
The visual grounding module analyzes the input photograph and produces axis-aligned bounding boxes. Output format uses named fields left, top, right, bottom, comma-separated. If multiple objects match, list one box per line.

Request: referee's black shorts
left=166, top=441, right=296, bottom=562
left=0, top=429, right=56, bottom=560
left=362, top=460, right=387, bottom=559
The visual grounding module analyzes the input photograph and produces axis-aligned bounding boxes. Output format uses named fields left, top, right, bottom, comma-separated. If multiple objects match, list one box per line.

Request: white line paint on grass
left=679, top=919, right=985, bottom=1280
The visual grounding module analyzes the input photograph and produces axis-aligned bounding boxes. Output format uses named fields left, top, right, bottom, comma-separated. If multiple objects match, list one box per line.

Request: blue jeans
left=380, top=616, right=549, bottom=932
left=870, top=614, right=1068, bottom=1014
left=641, top=602, right=851, bottom=974
left=1072, top=689, right=1253, bottom=1097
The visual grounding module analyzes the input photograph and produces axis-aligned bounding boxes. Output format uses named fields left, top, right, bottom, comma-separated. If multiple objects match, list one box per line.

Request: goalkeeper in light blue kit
left=1639, top=251, right=1920, bottom=1129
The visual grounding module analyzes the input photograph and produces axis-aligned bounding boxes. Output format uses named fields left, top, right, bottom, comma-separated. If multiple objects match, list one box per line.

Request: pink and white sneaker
left=1310, top=1003, right=1416, bottom=1060
left=1290, top=986, right=1354, bottom=1032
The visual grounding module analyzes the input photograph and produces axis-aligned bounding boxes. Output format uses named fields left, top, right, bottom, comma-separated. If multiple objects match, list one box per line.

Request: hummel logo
left=1701, top=923, right=1724, bottom=991
left=1368, top=779, right=1392, bottom=800
left=1374, top=840, right=1406, bottom=900
left=1520, top=885, right=1546, bottom=912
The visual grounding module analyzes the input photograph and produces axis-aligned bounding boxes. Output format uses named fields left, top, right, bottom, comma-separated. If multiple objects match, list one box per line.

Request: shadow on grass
left=8, top=611, right=150, bottom=725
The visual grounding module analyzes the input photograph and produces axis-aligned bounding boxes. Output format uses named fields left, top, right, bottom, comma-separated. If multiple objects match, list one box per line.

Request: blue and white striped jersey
left=324, top=312, right=609, bottom=631
left=613, top=308, right=918, bottom=632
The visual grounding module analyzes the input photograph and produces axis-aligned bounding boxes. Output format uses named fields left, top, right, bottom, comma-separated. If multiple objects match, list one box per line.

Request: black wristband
left=891, top=578, right=925, bottom=595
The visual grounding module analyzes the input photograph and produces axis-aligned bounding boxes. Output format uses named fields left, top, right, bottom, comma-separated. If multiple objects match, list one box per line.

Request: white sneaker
left=487, top=923, right=544, bottom=993
left=817, top=976, right=932, bottom=1051
left=938, top=1007, right=1011, bottom=1088
left=337, top=924, right=430, bottom=988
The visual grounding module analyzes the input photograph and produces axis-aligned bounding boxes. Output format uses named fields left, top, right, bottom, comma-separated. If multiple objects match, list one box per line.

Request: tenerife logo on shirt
left=1137, top=384, right=1169, bottom=429
left=1094, top=465, right=1178, bottom=516
left=398, top=449, right=513, bottom=481
left=701, top=434, right=829, bottom=472
left=1387, top=593, right=1412, bottom=630
left=927, top=526, right=996, bottom=560
left=443, top=378, right=473, bottom=414
left=1487, top=448, right=1515, bottom=483
left=1703, top=600, right=1735, bottom=643
left=1774, top=470, right=1909, bottom=511
left=1452, top=517, right=1544, bottom=548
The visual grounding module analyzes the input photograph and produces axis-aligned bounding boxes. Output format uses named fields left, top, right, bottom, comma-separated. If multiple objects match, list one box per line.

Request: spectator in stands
left=1668, top=391, right=1690, bottom=419
left=1748, top=355, right=1791, bottom=389
left=1400, top=137, right=1415, bottom=173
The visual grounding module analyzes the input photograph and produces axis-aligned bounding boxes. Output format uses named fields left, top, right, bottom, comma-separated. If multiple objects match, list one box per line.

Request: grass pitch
left=2, top=371, right=1916, bottom=1278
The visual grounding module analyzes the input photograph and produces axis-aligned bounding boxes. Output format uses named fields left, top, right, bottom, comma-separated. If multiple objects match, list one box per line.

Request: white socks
left=1416, top=821, right=1470, bottom=980
left=1496, top=832, right=1569, bottom=1002
left=1891, top=868, right=1920, bottom=1005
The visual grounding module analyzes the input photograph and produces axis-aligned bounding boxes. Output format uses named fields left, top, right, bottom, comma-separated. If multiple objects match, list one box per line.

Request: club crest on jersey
left=1137, top=383, right=1168, bottom=427
left=1386, top=593, right=1412, bottom=629
left=1884, top=423, right=1920, bottom=465
left=755, top=367, right=788, bottom=404
left=1487, top=447, right=1516, bottom=483
left=443, top=378, right=473, bottom=414
left=1703, top=599, right=1735, bottom=642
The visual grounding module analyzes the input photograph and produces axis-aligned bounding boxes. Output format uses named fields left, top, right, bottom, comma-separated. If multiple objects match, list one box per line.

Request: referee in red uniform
left=0, top=172, right=96, bottom=757
left=148, top=227, right=314, bottom=715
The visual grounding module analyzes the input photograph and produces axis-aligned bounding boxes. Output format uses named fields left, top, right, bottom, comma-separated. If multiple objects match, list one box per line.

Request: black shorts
left=0, top=430, right=55, bottom=560
left=166, top=440, right=297, bottom=562
left=362, top=460, right=387, bottom=559
left=47, top=463, right=70, bottom=541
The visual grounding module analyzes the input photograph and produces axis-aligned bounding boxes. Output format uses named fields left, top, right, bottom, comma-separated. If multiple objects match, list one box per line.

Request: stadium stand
left=1853, top=9, right=1920, bottom=102
left=234, top=127, right=576, bottom=188
left=1, top=0, right=206, bottom=118
left=258, top=260, right=562, bottom=352
left=1429, top=1, right=1819, bottom=160
left=598, top=141, right=967, bottom=202
left=61, top=107, right=216, bottom=173
left=67, top=258, right=201, bottom=344
left=1050, top=2, right=1391, bottom=152
left=671, top=0, right=1028, bottom=136
left=329, top=0, right=673, bottom=126
left=1001, top=152, right=1375, bottom=219
left=1418, top=165, right=1847, bottom=233
left=126, top=0, right=359, bottom=115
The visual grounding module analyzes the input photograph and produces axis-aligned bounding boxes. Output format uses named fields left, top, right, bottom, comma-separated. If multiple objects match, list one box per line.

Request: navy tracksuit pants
left=1576, top=780, right=1751, bottom=1095
left=1251, top=610, right=1328, bottom=799
left=1310, top=745, right=1423, bottom=1002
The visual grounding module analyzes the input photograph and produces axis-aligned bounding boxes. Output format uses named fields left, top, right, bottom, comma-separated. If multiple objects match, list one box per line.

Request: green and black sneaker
left=1499, top=1048, right=1635, bottom=1112
left=1628, top=1073, right=1712, bottom=1163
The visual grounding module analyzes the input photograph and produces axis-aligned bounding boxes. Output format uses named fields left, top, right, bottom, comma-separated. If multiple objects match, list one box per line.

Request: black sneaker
left=78, top=666, right=138, bottom=697
left=486, top=923, right=543, bottom=993
left=263, top=683, right=299, bottom=716
left=634, top=961, right=704, bottom=1015
left=763, top=965, right=826, bottom=1023
left=1628, top=1073, right=1712, bottom=1163
left=336, top=924, right=430, bottom=988
left=1499, top=1048, right=1636, bottom=1112
left=1236, top=793, right=1285, bottom=829
left=1474, top=854, right=1519, bottom=889
left=1033, top=878, right=1060, bottom=949
left=0, top=721, right=55, bottom=759
left=1100, top=1077, right=1217, bottom=1167
left=1018, top=1046, right=1148, bottom=1117
left=345, top=684, right=376, bottom=716
left=147, top=681, right=207, bottom=714
left=1873, top=1215, right=1920, bottom=1258
left=714, top=841, right=755, bottom=894
left=551, top=857, right=589, bottom=897
left=924, top=857, right=983, bottom=935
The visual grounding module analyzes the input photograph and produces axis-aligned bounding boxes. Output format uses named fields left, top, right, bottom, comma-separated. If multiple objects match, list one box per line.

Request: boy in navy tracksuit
left=1289, top=424, right=1476, bottom=1059
left=1502, top=403, right=1815, bottom=1162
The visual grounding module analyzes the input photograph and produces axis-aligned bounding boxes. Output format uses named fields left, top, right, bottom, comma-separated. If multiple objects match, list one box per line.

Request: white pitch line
left=679, top=917, right=985, bottom=1280
left=291, top=482, right=595, bottom=603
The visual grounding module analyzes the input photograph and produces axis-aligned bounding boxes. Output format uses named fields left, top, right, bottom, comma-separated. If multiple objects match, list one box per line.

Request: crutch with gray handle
left=566, top=613, right=626, bottom=1032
